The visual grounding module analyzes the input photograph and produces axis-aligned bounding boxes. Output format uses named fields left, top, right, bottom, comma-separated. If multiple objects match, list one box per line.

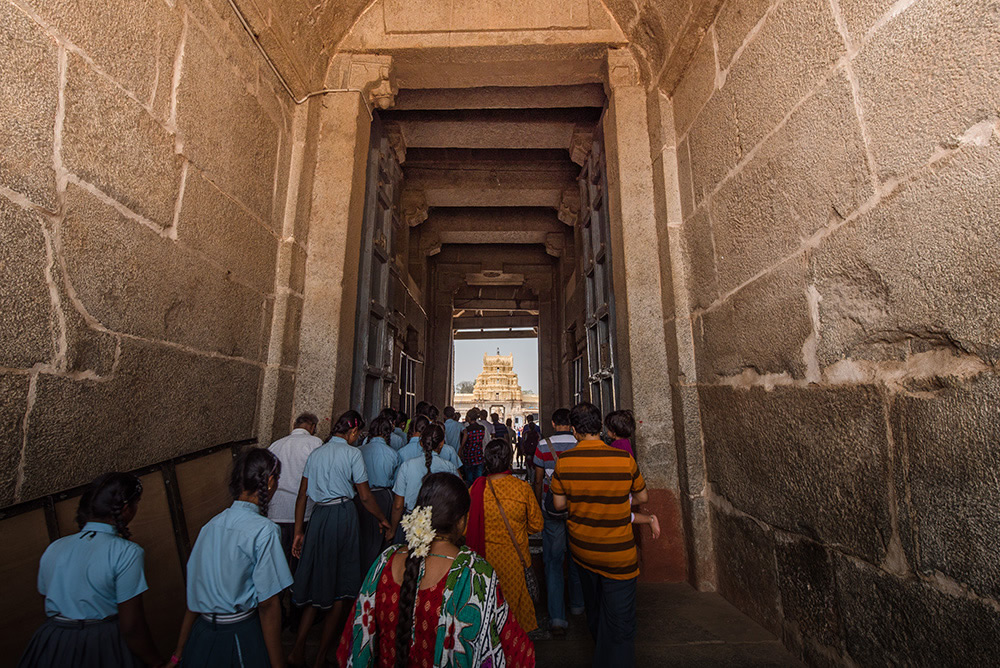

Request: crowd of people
left=18, top=400, right=658, bottom=668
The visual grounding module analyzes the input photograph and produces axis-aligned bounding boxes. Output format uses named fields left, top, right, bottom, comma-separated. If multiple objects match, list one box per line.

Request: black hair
left=465, top=408, right=480, bottom=424
left=570, top=402, right=603, bottom=435
left=490, top=413, right=500, bottom=423
left=378, top=407, right=398, bottom=422
left=409, top=414, right=431, bottom=438
left=443, top=406, right=456, bottom=419
left=332, top=409, right=365, bottom=436
left=367, top=415, right=394, bottom=442
left=526, top=414, right=535, bottom=423
left=551, top=407, right=571, bottom=426
left=395, top=473, right=470, bottom=668
left=419, top=423, right=445, bottom=477
left=395, top=412, right=409, bottom=428
left=425, top=405, right=440, bottom=421
left=483, top=438, right=512, bottom=475
left=605, top=409, right=636, bottom=439
left=76, top=472, right=143, bottom=539
left=294, top=412, right=319, bottom=429
left=229, top=448, right=281, bottom=517
left=414, top=401, right=430, bottom=417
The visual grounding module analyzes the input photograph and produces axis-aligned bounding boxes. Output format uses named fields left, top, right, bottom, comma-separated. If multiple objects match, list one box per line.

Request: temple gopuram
left=453, top=352, right=538, bottom=427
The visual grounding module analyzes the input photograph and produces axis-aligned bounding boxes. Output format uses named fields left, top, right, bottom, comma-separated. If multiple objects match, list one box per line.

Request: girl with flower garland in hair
left=170, top=448, right=291, bottom=668
left=288, top=411, right=392, bottom=668
left=387, top=422, right=460, bottom=544
left=18, top=473, right=164, bottom=668
left=337, top=472, right=535, bottom=667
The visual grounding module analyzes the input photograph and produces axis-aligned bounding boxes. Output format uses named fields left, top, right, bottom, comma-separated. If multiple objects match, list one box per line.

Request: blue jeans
left=578, top=566, right=637, bottom=668
left=541, top=513, right=584, bottom=628
left=462, top=463, right=483, bottom=486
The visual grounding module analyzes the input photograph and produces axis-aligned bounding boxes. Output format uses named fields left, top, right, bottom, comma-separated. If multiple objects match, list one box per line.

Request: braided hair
left=409, top=414, right=431, bottom=439
left=367, top=415, right=394, bottom=443
left=395, top=473, right=470, bottom=668
left=76, top=472, right=143, bottom=539
left=332, top=410, right=366, bottom=443
left=419, top=423, right=445, bottom=478
left=229, top=448, right=281, bottom=517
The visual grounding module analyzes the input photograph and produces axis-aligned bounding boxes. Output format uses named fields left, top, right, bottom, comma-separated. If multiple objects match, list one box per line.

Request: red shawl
left=466, top=476, right=488, bottom=557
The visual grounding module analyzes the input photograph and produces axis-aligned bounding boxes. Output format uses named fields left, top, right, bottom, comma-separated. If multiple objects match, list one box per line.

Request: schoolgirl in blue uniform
left=357, top=414, right=402, bottom=578
left=18, top=472, right=163, bottom=668
left=287, top=410, right=391, bottom=668
left=170, top=448, right=291, bottom=668
left=398, top=415, right=462, bottom=468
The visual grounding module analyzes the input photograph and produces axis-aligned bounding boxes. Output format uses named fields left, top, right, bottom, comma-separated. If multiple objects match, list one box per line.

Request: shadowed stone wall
left=0, top=0, right=308, bottom=506
left=668, top=0, right=1000, bottom=664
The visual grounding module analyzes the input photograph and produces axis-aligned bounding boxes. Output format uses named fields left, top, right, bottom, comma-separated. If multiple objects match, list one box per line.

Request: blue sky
left=453, top=337, right=539, bottom=393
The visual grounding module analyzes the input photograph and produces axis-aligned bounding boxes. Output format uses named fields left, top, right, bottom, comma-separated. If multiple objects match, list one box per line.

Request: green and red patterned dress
left=337, top=544, right=535, bottom=667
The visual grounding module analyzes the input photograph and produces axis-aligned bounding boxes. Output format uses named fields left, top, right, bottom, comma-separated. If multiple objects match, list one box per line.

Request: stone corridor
left=2, top=0, right=999, bottom=665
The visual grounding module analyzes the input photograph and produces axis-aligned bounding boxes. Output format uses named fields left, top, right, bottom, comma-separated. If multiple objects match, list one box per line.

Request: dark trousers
left=278, top=522, right=305, bottom=629
left=578, top=565, right=636, bottom=668
left=356, top=488, right=393, bottom=580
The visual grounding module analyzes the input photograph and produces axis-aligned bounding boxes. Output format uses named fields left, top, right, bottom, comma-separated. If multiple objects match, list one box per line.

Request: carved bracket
left=557, top=187, right=580, bottom=226
left=570, top=125, right=595, bottom=166
left=328, top=54, right=398, bottom=110
left=385, top=121, right=406, bottom=164
left=402, top=190, right=429, bottom=227
left=545, top=233, right=566, bottom=258
left=605, top=48, right=642, bottom=92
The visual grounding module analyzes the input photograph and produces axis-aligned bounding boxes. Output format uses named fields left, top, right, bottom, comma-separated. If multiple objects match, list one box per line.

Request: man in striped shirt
left=551, top=402, right=647, bottom=667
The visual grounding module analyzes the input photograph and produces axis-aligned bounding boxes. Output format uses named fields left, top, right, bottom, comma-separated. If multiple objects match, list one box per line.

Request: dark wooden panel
left=0, top=510, right=53, bottom=666
left=175, top=449, right=234, bottom=545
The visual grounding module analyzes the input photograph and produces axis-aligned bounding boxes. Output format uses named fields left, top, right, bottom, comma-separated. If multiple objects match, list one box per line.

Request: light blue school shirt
left=392, top=453, right=460, bottom=511
left=390, top=428, right=406, bottom=451
left=302, top=436, right=369, bottom=502
left=186, top=501, right=293, bottom=613
left=444, top=419, right=462, bottom=451
left=359, top=437, right=401, bottom=489
left=440, top=444, right=462, bottom=468
left=397, top=436, right=423, bottom=463
left=37, top=522, right=148, bottom=620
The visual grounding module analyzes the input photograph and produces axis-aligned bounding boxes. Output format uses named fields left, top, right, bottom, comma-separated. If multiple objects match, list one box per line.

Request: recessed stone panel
left=63, top=54, right=183, bottom=227
left=176, top=24, right=280, bottom=220
left=893, top=373, right=1000, bottom=600
left=835, top=554, right=1000, bottom=666
left=701, top=384, right=891, bottom=563
left=812, top=143, right=1000, bottom=366
left=854, top=0, right=1000, bottom=180
left=710, top=74, right=872, bottom=293
left=20, top=338, right=259, bottom=501
left=0, top=374, right=29, bottom=507
left=0, top=2, right=58, bottom=209
left=775, top=535, right=841, bottom=648
left=61, top=185, right=268, bottom=361
left=711, top=506, right=781, bottom=636
left=726, top=0, right=842, bottom=152
left=696, top=258, right=811, bottom=380
left=0, top=199, right=55, bottom=369
left=177, top=170, right=279, bottom=294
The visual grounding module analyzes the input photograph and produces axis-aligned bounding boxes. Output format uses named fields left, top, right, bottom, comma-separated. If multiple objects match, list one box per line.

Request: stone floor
left=532, top=582, right=804, bottom=667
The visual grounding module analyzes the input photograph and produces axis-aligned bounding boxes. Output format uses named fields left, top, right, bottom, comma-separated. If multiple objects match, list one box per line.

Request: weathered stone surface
left=696, top=258, right=811, bottom=379
left=701, top=384, right=891, bottom=563
left=27, top=0, right=180, bottom=105
left=63, top=54, right=183, bottom=227
left=50, top=260, right=119, bottom=376
left=710, top=74, right=872, bottom=293
left=289, top=243, right=308, bottom=295
left=775, top=535, right=841, bottom=648
left=671, top=30, right=716, bottom=138
left=0, top=2, right=58, bottom=208
left=726, top=0, right=842, bottom=151
left=713, top=0, right=771, bottom=70
left=813, top=142, right=1000, bottom=366
left=281, top=294, right=304, bottom=369
left=687, top=87, right=741, bottom=204
left=0, top=199, right=55, bottom=368
left=0, top=374, right=29, bottom=506
left=61, top=185, right=268, bottom=360
left=893, top=373, right=1000, bottom=599
left=271, top=368, right=295, bottom=439
left=854, top=0, right=1000, bottom=180
left=20, top=338, right=260, bottom=501
left=676, top=136, right=694, bottom=220
left=837, top=0, right=895, bottom=41
left=835, top=555, right=1000, bottom=666
left=630, top=4, right=671, bottom=77
left=711, top=506, right=781, bottom=635
left=176, top=25, right=279, bottom=221
left=681, top=207, right=718, bottom=311
left=178, top=170, right=279, bottom=293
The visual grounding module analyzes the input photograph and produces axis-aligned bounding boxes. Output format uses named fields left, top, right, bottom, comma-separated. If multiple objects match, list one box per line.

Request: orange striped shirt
left=549, top=439, right=646, bottom=580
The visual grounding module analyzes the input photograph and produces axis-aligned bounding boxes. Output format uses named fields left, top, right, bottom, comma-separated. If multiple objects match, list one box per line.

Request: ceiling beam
left=454, top=315, right=539, bottom=329
left=393, top=85, right=606, bottom=111
left=454, top=329, right=538, bottom=340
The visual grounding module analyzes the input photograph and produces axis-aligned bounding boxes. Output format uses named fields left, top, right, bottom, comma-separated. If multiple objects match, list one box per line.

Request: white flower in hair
left=401, top=505, right=435, bottom=558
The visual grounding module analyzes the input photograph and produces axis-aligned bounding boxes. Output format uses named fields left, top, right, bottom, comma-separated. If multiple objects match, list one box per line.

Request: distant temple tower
left=473, top=353, right=524, bottom=403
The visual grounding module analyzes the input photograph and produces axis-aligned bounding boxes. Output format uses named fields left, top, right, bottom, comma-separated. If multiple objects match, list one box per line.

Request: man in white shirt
left=267, top=412, right=323, bottom=569
left=476, top=408, right=495, bottom=438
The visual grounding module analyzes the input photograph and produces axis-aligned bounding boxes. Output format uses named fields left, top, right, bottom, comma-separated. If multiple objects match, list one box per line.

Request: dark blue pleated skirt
left=291, top=502, right=361, bottom=608
left=356, top=488, right=393, bottom=582
left=17, top=616, right=141, bottom=668
left=181, top=614, right=269, bottom=668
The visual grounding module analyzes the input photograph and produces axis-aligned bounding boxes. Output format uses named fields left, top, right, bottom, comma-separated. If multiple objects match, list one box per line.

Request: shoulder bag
left=487, top=477, right=541, bottom=603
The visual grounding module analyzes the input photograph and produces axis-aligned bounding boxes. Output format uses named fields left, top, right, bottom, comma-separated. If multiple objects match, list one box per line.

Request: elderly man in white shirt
left=267, top=412, right=323, bottom=570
